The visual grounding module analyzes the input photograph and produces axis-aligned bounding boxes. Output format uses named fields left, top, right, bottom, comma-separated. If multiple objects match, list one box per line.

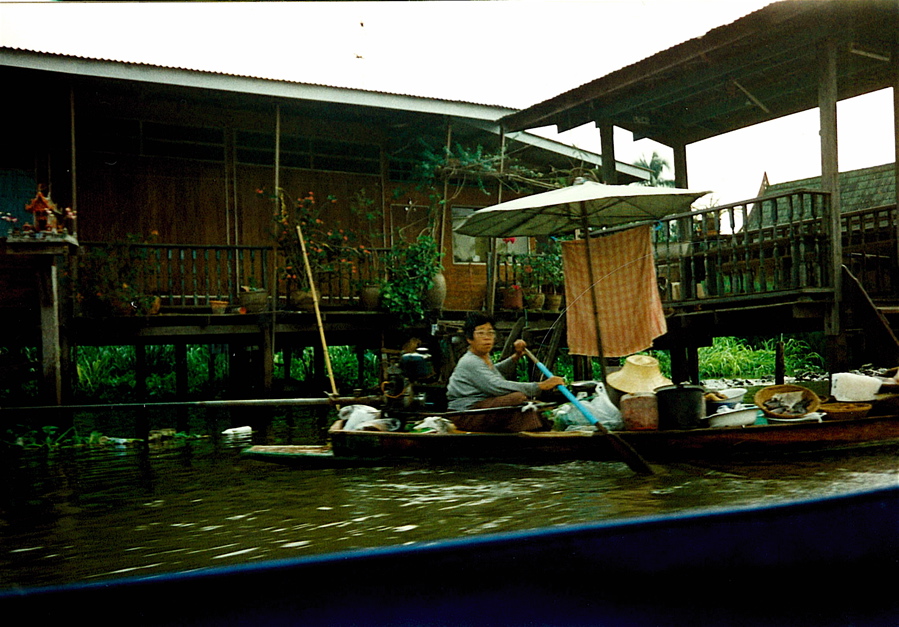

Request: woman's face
left=467, top=322, right=496, bottom=356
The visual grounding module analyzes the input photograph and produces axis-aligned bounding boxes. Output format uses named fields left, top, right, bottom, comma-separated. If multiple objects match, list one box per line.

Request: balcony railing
left=653, top=190, right=832, bottom=303
left=74, top=242, right=389, bottom=313
left=841, top=203, right=899, bottom=300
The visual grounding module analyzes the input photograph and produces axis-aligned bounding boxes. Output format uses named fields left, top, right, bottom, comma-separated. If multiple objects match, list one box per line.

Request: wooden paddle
left=523, top=348, right=654, bottom=475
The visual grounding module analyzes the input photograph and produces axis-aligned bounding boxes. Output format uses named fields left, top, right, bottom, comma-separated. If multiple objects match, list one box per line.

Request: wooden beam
left=818, top=39, right=841, bottom=337
left=672, top=143, right=688, bottom=189
left=893, top=44, right=899, bottom=270
left=599, top=123, right=617, bottom=185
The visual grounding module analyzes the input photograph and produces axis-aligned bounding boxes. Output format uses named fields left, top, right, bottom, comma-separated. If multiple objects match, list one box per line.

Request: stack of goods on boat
left=547, top=357, right=899, bottom=432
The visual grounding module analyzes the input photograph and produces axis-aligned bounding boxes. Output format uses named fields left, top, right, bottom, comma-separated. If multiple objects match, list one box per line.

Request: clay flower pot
left=501, top=287, right=523, bottom=310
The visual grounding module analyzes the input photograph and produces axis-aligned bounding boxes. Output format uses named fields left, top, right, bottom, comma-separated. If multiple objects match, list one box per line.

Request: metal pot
left=655, top=383, right=706, bottom=430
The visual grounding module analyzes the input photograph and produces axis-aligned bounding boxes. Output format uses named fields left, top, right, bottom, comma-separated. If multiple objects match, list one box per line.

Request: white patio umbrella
left=455, top=180, right=711, bottom=379
left=455, top=180, right=710, bottom=238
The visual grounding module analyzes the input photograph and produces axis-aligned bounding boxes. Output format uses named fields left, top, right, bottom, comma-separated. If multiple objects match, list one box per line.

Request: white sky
left=0, top=0, right=894, bottom=204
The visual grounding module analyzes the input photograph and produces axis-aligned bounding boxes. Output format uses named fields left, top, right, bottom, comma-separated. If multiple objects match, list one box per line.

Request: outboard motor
left=400, top=347, right=435, bottom=382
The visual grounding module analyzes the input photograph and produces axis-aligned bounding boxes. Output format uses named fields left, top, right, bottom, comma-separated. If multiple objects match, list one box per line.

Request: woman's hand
left=513, top=339, right=527, bottom=359
left=537, top=376, right=565, bottom=391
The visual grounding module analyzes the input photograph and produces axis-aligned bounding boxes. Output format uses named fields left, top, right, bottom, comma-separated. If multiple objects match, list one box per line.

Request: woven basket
left=754, top=384, right=820, bottom=419
left=818, top=402, right=872, bottom=421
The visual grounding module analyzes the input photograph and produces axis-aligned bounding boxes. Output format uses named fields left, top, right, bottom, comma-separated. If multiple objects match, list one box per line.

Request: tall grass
left=530, top=334, right=825, bottom=383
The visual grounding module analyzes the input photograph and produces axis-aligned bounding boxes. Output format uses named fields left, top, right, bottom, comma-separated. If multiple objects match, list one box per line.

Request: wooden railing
left=75, top=242, right=389, bottom=312
left=841, top=203, right=898, bottom=300
left=653, top=190, right=832, bottom=303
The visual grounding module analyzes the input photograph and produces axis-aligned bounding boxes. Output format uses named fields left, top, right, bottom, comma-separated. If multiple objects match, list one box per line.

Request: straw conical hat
left=606, top=355, right=672, bottom=394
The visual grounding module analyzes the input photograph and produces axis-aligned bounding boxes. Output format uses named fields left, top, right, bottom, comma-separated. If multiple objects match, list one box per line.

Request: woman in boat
left=446, top=313, right=564, bottom=432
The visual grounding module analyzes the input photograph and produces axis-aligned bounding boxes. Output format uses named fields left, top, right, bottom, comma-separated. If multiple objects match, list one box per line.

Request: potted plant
left=76, top=232, right=161, bottom=317
left=380, top=231, right=444, bottom=324
left=514, top=254, right=546, bottom=310
left=498, top=282, right=524, bottom=310
left=269, top=187, right=383, bottom=310
left=538, top=240, right=565, bottom=312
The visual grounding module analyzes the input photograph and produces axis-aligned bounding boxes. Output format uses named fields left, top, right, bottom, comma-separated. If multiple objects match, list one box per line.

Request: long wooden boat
left=243, top=412, right=899, bottom=467
left=1, top=486, right=895, bottom=625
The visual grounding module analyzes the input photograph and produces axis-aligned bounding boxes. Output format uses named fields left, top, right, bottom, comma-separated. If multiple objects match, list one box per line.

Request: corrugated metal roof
left=0, top=45, right=649, bottom=180
left=0, top=45, right=517, bottom=116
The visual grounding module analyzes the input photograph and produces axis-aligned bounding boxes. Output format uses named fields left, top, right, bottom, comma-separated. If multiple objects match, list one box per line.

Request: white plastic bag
left=583, top=382, right=624, bottom=430
left=411, top=417, right=456, bottom=434
left=340, top=404, right=382, bottom=430
left=552, top=382, right=624, bottom=431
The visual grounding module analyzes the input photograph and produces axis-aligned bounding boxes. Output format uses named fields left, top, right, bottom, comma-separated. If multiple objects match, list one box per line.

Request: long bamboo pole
left=297, top=225, right=338, bottom=396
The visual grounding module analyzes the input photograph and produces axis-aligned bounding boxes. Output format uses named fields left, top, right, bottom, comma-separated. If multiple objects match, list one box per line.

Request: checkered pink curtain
left=562, top=224, right=666, bottom=357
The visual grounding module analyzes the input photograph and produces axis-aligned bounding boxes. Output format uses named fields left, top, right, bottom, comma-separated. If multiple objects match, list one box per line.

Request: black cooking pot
left=655, top=383, right=706, bottom=430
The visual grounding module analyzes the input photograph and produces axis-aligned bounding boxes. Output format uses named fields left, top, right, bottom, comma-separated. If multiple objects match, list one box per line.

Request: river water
left=0, top=410, right=897, bottom=593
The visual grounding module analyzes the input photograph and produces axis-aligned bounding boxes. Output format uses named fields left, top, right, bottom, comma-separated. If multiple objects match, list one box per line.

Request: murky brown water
left=1, top=427, right=897, bottom=592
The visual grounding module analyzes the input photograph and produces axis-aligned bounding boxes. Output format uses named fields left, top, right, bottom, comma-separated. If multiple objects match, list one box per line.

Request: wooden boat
left=243, top=411, right=899, bottom=467
left=1, top=485, right=895, bottom=626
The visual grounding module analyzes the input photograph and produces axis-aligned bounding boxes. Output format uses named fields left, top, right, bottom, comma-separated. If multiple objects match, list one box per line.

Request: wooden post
left=36, top=259, right=62, bottom=405
left=672, top=143, right=688, bottom=189
left=355, top=344, right=366, bottom=390
left=175, top=343, right=189, bottom=431
left=599, top=123, right=617, bottom=185
left=775, top=340, right=785, bottom=384
left=893, top=49, right=899, bottom=274
left=135, top=344, right=148, bottom=401
left=261, top=325, right=274, bottom=393
left=175, top=343, right=189, bottom=397
left=819, top=39, right=841, bottom=338
left=313, top=343, right=327, bottom=394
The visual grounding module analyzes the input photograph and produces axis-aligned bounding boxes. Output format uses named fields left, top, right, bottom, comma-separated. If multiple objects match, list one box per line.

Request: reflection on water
left=1, top=433, right=897, bottom=591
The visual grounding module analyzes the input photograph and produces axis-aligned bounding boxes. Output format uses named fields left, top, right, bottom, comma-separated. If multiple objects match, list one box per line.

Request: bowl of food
left=704, top=388, right=747, bottom=413
left=703, top=404, right=760, bottom=428
left=754, top=384, right=820, bottom=419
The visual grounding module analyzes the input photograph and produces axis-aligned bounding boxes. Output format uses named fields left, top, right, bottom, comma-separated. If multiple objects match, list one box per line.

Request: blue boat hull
left=1, top=486, right=896, bottom=625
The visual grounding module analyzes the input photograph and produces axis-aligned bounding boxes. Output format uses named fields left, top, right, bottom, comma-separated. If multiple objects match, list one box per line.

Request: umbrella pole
left=581, top=205, right=607, bottom=383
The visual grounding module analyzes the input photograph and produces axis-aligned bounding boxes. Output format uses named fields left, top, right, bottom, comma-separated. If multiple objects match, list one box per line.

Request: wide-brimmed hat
left=606, top=355, right=672, bottom=394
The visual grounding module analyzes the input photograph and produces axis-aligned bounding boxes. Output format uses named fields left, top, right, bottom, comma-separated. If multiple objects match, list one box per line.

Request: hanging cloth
left=562, top=224, right=666, bottom=357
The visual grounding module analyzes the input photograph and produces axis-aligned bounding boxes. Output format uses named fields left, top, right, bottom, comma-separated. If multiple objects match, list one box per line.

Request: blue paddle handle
left=531, top=354, right=598, bottom=426
left=557, top=384, right=599, bottom=426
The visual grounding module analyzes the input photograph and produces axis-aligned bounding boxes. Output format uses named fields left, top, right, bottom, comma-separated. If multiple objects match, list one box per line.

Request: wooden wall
left=2, top=69, right=534, bottom=315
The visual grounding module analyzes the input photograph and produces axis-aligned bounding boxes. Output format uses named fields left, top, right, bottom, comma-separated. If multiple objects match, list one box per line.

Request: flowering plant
left=76, top=232, right=160, bottom=316
left=267, top=188, right=381, bottom=291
